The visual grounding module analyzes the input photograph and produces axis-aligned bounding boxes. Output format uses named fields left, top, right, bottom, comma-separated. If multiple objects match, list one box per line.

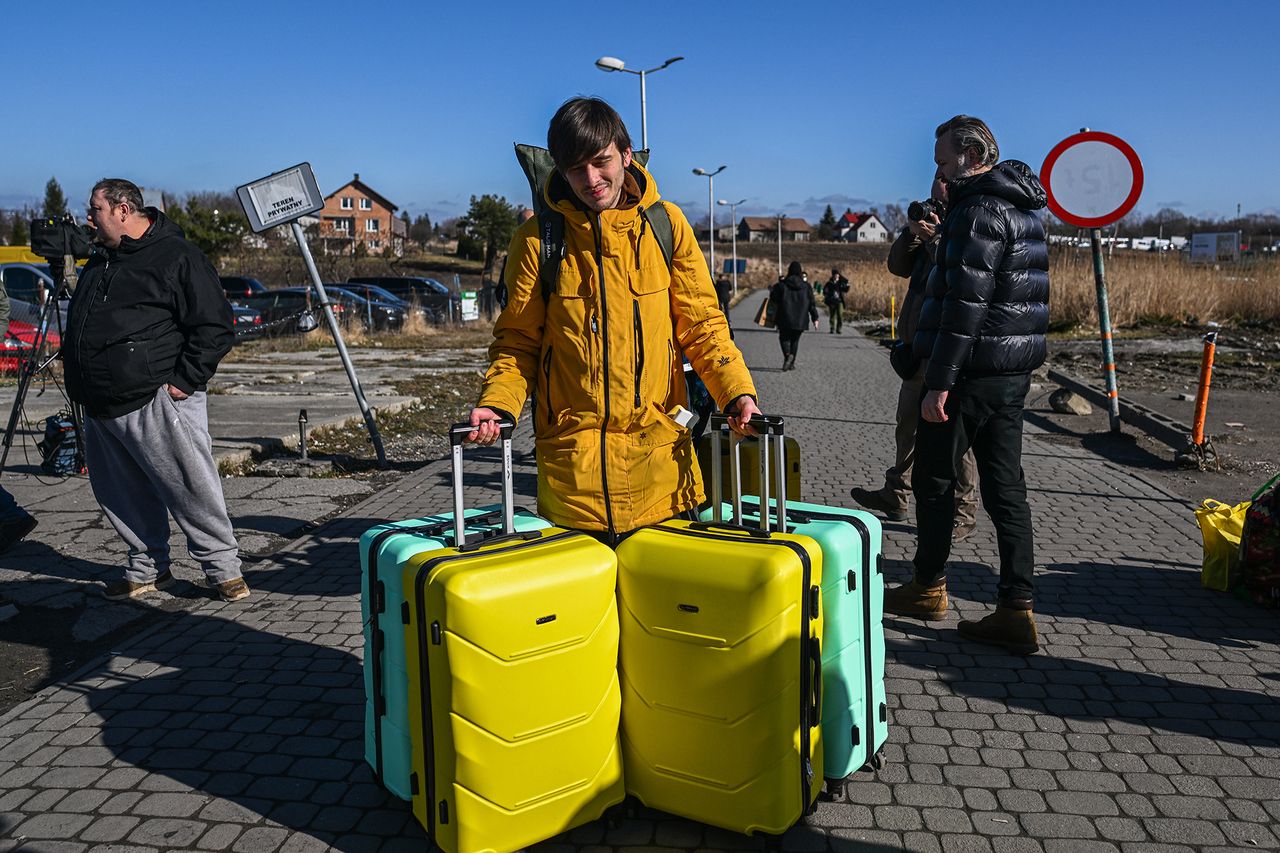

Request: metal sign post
left=236, top=163, right=387, bottom=466
left=1041, top=130, right=1144, bottom=434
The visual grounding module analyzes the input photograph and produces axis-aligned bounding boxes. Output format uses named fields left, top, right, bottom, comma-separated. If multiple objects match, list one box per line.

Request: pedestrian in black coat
left=769, top=261, right=818, bottom=370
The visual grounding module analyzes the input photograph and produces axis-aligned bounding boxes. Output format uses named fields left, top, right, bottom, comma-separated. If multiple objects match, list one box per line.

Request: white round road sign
left=1040, top=132, right=1143, bottom=229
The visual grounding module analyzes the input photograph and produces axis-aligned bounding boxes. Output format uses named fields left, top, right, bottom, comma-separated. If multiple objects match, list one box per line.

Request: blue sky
left=8, top=0, right=1277, bottom=227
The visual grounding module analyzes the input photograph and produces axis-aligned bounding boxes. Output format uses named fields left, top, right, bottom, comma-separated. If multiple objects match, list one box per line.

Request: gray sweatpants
left=83, top=388, right=241, bottom=585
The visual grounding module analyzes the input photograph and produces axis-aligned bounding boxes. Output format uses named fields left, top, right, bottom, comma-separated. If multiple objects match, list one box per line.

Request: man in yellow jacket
left=468, top=98, right=760, bottom=543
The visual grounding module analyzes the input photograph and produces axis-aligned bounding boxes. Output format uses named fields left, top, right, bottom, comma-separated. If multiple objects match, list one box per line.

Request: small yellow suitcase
left=617, top=415, right=824, bottom=835
left=402, top=423, right=624, bottom=853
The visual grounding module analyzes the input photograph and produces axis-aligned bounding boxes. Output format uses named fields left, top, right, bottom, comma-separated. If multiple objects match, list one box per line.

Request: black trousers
left=911, top=373, right=1036, bottom=604
left=778, top=329, right=803, bottom=358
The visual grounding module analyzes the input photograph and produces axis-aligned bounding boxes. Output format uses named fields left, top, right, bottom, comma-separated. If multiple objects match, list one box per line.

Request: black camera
left=30, top=215, right=95, bottom=261
left=907, top=198, right=944, bottom=223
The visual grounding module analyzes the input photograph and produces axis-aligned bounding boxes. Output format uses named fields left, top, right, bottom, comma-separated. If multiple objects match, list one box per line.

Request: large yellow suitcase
left=402, top=424, right=624, bottom=853
left=616, top=416, right=824, bottom=835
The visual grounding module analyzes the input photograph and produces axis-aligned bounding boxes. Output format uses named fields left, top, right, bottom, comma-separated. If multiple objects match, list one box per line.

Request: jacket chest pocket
left=546, top=265, right=599, bottom=406
left=628, top=266, right=672, bottom=409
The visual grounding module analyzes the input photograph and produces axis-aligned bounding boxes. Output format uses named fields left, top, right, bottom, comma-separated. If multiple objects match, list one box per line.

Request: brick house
left=738, top=216, right=811, bottom=243
left=318, top=174, right=407, bottom=255
left=837, top=211, right=889, bottom=243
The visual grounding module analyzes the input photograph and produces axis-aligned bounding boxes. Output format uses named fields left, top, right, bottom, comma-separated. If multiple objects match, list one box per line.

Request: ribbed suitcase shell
left=705, top=496, right=888, bottom=780
left=402, top=528, right=624, bottom=853
left=616, top=519, right=824, bottom=835
left=359, top=507, right=548, bottom=800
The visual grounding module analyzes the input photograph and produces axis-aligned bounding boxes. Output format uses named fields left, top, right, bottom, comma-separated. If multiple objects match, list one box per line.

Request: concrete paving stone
left=1168, top=774, right=1226, bottom=798
left=54, top=788, right=112, bottom=813
left=1057, top=769, right=1125, bottom=793
left=137, top=771, right=207, bottom=792
left=1042, top=842, right=1120, bottom=853
left=843, top=780, right=893, bottom=806
left=778, top=825, right=828, bottom=851
left=873, top=805, right=923, bottom=831
left=828, top=828, right=901, bottom=851
left=12, top=811, right=93, bottom=839
left=78, top=814, right=141, bottom=843
left=1067, top=752, right=1105, bottom=771
left=23, top=787, right=70, bottom=811
left=939, top=835, right=995, bottom=853
left=909, top=763, right=945, bottom=784
left=1220, top=820, right=1279, bottom=849
left=894, top=783, right=965, bottom=808
left=923, top=807, right=973, bottom=833
left=124, top=818, right=208, bottom=848
left=1225, top=799, right=1272, bottom=823
left=990, top=839, right=1045, bottom=853
left=1045, top=790, right=1122, bottom=816
left=131, top=791, right=210, bottom=817
left=230, top=826, right=290, bottom=853
left=1020, top=812, right=1100, bottom=839
left=195, top=823, right=245, bottom=851
left=902, top=830, right=945, bottom=853
left=198, top=797, right=267, bottom=823
left=1141, top=818, right=1227, bottom=846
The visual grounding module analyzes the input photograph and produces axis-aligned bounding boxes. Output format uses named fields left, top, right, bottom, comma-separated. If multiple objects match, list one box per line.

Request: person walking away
left=67, top=179, right=248, bottom=602
left=822, top=268, right=849, bottom=333
left=882, top=116, right=1050, bottom=655
left=770, top=261, right=819, bottom=371
left=849, top=179, right=978, bottom=539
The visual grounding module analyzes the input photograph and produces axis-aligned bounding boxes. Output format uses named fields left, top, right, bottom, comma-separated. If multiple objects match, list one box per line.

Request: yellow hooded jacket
left=478, top=162, right=756, bottom=533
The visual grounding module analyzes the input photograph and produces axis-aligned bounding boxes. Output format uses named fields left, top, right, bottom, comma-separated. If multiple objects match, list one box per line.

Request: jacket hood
left=544, top=161, right=660, bottom=216
left=113, top=209, right=186, bottom=255
left=783, top=274, right=808, bottom=290
left=950, top=160, right=1046, bottom=212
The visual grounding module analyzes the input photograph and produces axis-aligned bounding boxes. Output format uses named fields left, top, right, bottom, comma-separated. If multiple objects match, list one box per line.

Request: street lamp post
left=693, top=166, right=725, bottom=279
left=718, top=198, right=746, bottom=296
left=776, top=214, right=786, bottom=277
left=594, top=55, right=684, bottom=152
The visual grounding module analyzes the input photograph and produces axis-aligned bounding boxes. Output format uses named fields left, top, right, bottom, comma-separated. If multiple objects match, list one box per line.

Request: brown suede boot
left=957, top=603, right=1039, bottom=655
left=883, top=580, right=948, bottom=621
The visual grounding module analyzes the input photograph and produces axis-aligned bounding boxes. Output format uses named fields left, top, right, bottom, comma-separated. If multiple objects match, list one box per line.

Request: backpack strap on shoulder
left=639, top=201, right=674, bottom=272
left=537, top=209, right=565, bottom=304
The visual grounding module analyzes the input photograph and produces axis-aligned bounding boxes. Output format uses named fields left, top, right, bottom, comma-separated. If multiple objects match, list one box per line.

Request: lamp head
left=595, top=56, right=625, bottom=72
left=693, top=168, right=707, bottom=176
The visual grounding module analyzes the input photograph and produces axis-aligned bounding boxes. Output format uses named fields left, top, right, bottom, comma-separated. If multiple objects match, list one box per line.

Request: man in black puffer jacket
left=883, top=116, right=1049, bottom=655
left=66, top=178, right=247, bottom=603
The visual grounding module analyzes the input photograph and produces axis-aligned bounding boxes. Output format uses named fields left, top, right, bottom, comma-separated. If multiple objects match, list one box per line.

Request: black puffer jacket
left=912, top=161, right=1050, bottom=391
left=64, top=211, right=234, bottom=418
left=770, top=275, right=819, bottom=332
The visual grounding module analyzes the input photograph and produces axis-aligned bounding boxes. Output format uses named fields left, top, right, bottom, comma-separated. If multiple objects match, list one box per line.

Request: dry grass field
left=716, top=241, right=1280, bottom=330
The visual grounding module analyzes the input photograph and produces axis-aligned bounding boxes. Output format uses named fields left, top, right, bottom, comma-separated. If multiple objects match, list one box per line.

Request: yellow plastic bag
left=1195, top=498, right=1249, bottom=591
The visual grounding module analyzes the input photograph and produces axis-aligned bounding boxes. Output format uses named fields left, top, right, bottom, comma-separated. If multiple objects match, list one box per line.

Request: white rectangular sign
left=1190, top=231, right=1240, bottom=264
left=236, top=163, right=325, bottom=233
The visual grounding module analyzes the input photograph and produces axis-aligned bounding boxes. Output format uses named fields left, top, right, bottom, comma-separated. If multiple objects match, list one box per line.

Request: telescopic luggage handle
left=708, top=413, right=789, bottom=534
left=448, top=421, right=516, bottom=546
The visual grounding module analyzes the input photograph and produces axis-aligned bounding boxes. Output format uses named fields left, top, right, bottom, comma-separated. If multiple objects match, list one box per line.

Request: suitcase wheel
left=870, top=751, right=886, bottom=771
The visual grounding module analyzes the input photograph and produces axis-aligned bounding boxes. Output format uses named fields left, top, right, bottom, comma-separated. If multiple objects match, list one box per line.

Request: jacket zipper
left=542, top=347, right=554, bottom=426
left=591, top=215, right=615, bottom=535
left=667, top=340, right=675, bottom=402
left=632, top=300, right=644, bottom=408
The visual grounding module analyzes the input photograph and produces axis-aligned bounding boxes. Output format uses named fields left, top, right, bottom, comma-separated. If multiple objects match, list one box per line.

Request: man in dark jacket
left=68, top=179, right=247, bottom=602
left=770, top=260, right=819, bottom=370
left=821, top=268, right=849, bottom=333
left=850, top=179, right=978, bottom=537
left=0, top=278, right=39, bottom=553
left=883, top=117, right=1049, bottom=655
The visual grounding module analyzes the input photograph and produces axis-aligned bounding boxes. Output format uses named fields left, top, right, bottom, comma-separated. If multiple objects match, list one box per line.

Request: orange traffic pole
left=1191, top=330, right=1217, bottom=446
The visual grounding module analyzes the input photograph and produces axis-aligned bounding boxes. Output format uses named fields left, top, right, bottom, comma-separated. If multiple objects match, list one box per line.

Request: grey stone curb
left=1046, top=368, right=1191, bottom=450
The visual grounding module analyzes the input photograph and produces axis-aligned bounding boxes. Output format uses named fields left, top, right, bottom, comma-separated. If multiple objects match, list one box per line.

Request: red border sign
left=1040, top=131, right=1143, bottom=229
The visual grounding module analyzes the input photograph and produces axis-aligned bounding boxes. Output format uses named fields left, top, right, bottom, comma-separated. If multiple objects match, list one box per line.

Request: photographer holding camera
left=65, top=179, right=248, bottom=602
left=0, top=278, right=39, bottom=553
left=850, top=179, right=978, bottom=537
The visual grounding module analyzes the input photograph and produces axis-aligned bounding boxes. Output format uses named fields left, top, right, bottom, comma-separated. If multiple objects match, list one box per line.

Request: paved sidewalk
left=1, top=301, right=1277, bottom=853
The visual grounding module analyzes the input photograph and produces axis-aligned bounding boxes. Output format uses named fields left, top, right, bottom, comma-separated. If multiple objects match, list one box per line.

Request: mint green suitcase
left=699, top=419, right=888, bottom=781
left=360, top=430, right=548, bottom=800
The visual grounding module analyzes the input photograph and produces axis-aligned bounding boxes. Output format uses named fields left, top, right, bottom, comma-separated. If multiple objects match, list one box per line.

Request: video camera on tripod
left=0, top=214, right=96, bottom=475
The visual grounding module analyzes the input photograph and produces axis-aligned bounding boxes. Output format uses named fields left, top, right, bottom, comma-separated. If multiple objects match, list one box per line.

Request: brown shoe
left=849, top=487, right=908, bottom=522
left=215, top=577, right=251, bottom=602
left=102, top=571, right=175, bottom=601
left=883, top=580, right=948, bottom=621
left=953, top=520, right=977, bottom=541
left=957, top=605, right=1039, bottom=655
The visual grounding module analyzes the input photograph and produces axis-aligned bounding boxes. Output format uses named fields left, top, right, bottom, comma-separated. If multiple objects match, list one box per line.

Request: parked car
left=1, top=318, right=60, bottom=374
left=0, top=262, right=70, bottom=329
left=346, top=276, right=460, bottom=323
left=220, top=275, right=269, bottom=304
left=278, top=286, right=405, bottom=331
left=238, top=288, right=336, bottom=335
left=231, top=305, right=265, bottom=342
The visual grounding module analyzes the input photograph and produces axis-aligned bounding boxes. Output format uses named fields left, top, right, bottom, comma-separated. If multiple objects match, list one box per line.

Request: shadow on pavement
left=1025, top=409, right=1172, bottom=471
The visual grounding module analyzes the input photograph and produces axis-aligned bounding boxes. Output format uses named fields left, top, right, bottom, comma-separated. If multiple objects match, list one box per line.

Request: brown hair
left=92, top=178, right=146, bottom=215
left=547, top=98, right=632, bottom=173
left=934, top=115, right=1000, bottom=167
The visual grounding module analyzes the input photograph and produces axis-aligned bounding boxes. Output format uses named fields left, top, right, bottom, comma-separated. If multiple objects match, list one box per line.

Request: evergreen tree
left=409, top=213, right=433, bottom=244
left=817, top=204, right=838, bottom=241
left=11, top=214, right=29, bottom=246
left=165, top=195, right=248, bottom=258
left=42, top=177, right=69, bottom=218
left=458, top=194, right=519, bottom=269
